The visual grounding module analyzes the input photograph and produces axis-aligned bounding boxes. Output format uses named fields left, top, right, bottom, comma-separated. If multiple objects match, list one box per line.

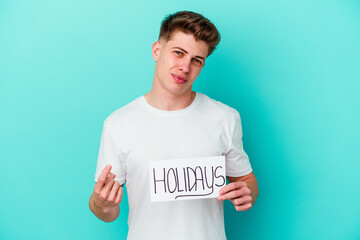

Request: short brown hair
left=159, top=11, right=221, bottom=56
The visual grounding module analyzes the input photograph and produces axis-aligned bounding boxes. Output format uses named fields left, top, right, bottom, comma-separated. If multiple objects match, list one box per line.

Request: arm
left=218, top=172, right=259, bottom=211
left=89, top=165, right=124, bottom=222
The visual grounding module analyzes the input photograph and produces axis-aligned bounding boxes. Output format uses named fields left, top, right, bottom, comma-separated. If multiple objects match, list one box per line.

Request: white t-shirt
left=95, top=92, right=252, bottom=240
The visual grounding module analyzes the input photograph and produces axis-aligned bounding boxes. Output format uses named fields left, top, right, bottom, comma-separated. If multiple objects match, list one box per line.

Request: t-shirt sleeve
left=225, top=114, right=253, bottom=177
left=94, top=122, right=126, bottom=185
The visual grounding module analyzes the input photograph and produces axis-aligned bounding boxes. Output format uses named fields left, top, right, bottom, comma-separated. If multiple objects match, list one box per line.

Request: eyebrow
left=172, top=47, right=206, bottom=61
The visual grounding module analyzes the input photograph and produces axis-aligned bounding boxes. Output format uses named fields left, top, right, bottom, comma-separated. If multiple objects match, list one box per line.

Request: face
left=152, top=30, right=209, bottom=96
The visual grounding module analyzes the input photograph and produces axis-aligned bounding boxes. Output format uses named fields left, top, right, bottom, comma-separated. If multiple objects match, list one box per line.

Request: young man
left=89, top=11, right=258, bottom=239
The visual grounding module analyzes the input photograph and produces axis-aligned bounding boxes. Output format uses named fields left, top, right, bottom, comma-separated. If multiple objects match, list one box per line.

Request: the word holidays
left=149, top=156, right=226, bottom=202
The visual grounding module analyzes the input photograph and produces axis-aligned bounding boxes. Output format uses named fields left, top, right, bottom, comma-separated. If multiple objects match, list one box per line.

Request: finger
left=218, top=187, right=251, bottom=201
left=230, top=195, right=252, bottom=206
left=104, top=173, right=116, bottom=184
left=94, top=165, right=112, bottom=192
left=114, top=186, right=124, bottom=204
left=218, top=189, right=243, bottom=201
left=108, top=181, right=120, bottom=202
left=98, top=165, right=112, bottom=183
left=100, top=178, right=115, bottom=199
left=219, top=181, right=246, bottom=195
left=95, top=169, right=116, bottom=194
left=235, top=202, right=252, bottom=211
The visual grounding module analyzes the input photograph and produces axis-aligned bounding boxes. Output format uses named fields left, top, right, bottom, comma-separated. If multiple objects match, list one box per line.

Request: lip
left=171, top=74, right=188, bottom=84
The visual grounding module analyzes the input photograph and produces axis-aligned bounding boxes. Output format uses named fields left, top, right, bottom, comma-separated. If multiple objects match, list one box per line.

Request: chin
left=168, top=87, right=192, bottom=96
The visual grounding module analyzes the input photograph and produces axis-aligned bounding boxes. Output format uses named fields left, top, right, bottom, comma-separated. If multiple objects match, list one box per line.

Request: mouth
left=171, top=74, right=188, bottom=84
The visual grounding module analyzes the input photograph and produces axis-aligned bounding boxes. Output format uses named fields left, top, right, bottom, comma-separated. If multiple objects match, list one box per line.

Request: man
left=89, top=11, right=258, bottom=239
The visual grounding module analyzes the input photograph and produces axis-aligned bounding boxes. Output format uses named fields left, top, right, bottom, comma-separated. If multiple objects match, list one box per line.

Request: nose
left=178, top=58, right=191, bottom=74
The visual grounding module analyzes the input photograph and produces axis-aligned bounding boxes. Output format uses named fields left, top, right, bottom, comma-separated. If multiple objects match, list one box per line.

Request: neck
left=145, top=89, right=196, bottom=111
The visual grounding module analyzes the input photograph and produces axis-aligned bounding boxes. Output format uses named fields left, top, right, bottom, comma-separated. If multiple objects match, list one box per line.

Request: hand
left=93, top=165, right=123, bottom=210
left=218, top=181, right=252, bottom=211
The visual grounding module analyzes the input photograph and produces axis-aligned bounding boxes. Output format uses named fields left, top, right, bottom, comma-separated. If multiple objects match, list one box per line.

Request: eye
left=193, top=58, right=203, bottom=65
left=174, top=51, right=183, bottom=55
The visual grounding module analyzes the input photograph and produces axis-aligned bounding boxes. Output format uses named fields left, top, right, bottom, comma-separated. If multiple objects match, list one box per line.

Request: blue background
left=1, top=0, right=359, bottom=239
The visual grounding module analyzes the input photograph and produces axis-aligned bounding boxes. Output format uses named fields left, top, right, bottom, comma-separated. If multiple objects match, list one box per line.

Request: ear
left=152, top=41, right=161, bottom=61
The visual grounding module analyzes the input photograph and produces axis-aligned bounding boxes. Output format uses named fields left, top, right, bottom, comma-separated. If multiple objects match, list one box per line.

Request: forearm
left=89, top=192, right=120, bottom=222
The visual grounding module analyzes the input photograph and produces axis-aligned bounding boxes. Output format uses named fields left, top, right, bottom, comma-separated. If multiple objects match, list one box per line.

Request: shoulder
left=197, top=92, right=240, bottom=120
left=103, top=96, right=144, bottom=128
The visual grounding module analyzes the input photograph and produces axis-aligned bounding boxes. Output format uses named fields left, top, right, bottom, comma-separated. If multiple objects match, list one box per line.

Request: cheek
left=158, top=58, right=170, bottom=72
left=161, top=55, right=176, bottom=68
left=192, top=67, right=203, bottom=76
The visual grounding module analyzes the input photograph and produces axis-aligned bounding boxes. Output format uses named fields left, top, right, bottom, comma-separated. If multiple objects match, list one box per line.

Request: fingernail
left=106, top=165, right=111, bottom=169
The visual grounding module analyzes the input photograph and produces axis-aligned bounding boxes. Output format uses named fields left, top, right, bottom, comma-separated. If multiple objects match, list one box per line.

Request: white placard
left=149, top=156, right=226, bottom=202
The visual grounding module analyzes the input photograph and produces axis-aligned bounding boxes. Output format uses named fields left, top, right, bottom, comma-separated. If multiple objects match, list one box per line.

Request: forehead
left=164, top=30, right=209, bottom=58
